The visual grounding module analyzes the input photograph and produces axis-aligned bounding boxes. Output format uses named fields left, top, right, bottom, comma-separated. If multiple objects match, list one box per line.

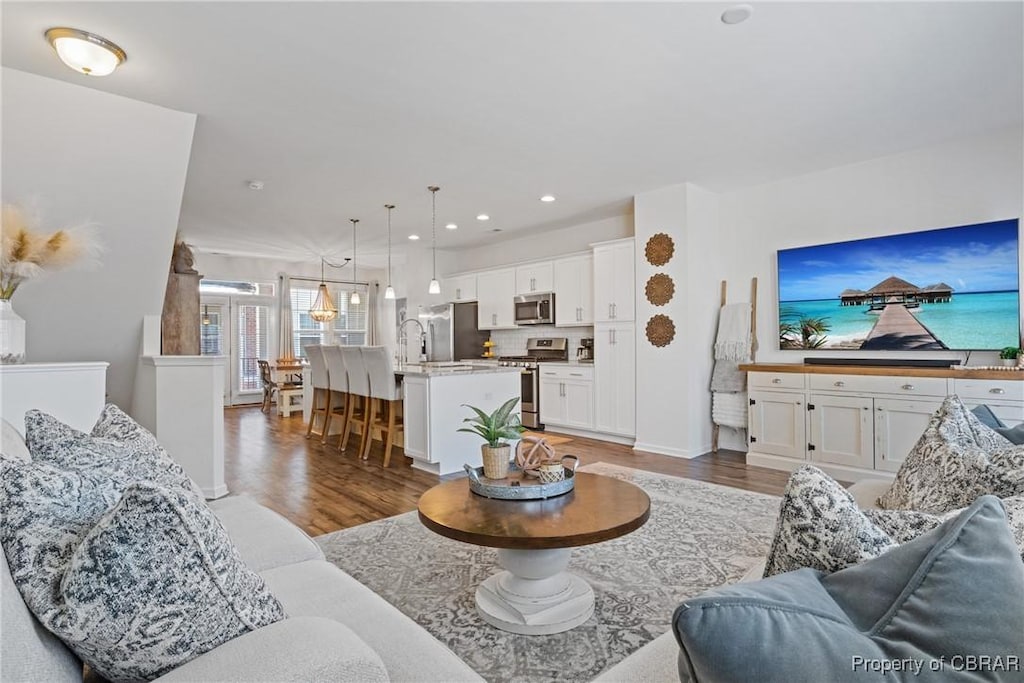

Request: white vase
left=0, top=299, right=26, bottom=364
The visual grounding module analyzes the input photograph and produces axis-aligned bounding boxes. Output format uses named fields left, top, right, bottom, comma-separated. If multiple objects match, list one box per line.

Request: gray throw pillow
left=997, top=422, right=1024, bottom=445
left=59, top=483, right=285, bottom=681
left=878, top=395, right=1024, bottom=513
left=674, top=496, right=1024, bottom=683
left=24, top=406, right=203, bottom=499
left=971, top=404, right=1024, bottom=445
left=763, top=465, right=953, bottom=577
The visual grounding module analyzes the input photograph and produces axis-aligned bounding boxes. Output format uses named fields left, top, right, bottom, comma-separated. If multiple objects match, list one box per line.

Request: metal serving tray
left=463, top=455, right=579, bottom=500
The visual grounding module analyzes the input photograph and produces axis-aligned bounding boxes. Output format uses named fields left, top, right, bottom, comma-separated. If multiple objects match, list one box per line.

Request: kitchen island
left=398, top=363, right=522, bottom=476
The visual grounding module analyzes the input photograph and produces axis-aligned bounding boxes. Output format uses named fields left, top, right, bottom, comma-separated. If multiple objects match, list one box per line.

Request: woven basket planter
left=481, top=444, right=512, bottom=479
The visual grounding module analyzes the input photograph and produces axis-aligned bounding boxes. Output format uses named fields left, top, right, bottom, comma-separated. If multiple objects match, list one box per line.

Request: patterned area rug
left=316, top=463, right=780, bottom=682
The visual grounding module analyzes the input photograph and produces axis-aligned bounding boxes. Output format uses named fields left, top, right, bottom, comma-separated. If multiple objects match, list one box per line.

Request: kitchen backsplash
left=484, top=326, right=595, bottom=357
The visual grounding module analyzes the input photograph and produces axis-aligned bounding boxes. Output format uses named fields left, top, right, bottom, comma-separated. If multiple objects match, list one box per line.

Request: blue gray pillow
left=674, top=496, right=1024, bottom=683
left=972, top=404, right=1024, bottom=445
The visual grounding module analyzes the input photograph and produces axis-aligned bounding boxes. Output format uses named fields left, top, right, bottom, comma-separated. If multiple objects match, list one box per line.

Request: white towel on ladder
left=714, top=303, right=752, bottom=362
left=712, top=392, right=748, bottom=430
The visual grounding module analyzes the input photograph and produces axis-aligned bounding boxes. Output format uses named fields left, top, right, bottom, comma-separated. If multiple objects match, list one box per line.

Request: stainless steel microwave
left=514, top=292, right=555, bottom=325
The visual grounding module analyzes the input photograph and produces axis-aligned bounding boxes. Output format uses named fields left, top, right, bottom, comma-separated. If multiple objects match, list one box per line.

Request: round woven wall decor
left=645, top=273, right=675, bottom=306
left=644, top=233, right=674, bottom=266
left=646, top=314, right=676, bottom=348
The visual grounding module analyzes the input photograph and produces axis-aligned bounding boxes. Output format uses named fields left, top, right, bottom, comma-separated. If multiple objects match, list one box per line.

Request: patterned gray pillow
left=763, top=465, right=953, bottom=577
left=878, top=395, right=1024, bottom=513
left=24, top=405, right=203, bottom=500
left=59, top=483, right=285, bottom=681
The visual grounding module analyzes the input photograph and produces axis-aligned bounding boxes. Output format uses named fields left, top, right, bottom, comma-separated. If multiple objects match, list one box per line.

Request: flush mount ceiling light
left=408, top=234, right=420, bottom=240
left=428, top=186, right=441, bottom=295
left=349, top=218, right=361, bottom=305
left=445, top=223, right=458, bottom=230
left=384, top=204, right=396, bottom=300
left=540, top=195, right=556, bottom=202
left=476, top=214, right=490, bottom=221
left=721, top=4, right=753, bottom=25
left=309, top=257, right=338, bottom=322
left=247, top=180, right=265, bottom=191
left=45, top=27, right=126, bottom=76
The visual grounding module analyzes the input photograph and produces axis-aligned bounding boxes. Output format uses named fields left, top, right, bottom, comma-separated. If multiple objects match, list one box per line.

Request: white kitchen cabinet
left=952, top=378, right=1024, bottom=425
left=594, top=322, right=635, bottom=436
left=442, top=274, right=477, bottom=302
left=748, top=390, right=806, bottom=461
left=873, top=398, right=944, bottom=473
left=477, top=268, right=516, bottom=329
left=553, top=254, right=594, bottom=327
left=593, top=239, right=635, bottom=323
left=807, top=394, right=873, bottom=470
left=515, top=262, right=554, bottom=294
left=539, top=364, right=594, bottom=430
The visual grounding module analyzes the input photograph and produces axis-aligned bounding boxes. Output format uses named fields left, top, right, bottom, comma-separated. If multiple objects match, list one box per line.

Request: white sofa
left=594, top=478, right=891, bottom=683
left=0, top=419, right=482, bottom=683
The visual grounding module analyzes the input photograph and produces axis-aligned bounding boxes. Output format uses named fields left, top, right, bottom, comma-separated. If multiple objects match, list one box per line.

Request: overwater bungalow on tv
left=838, top=276, right=955, bottom=309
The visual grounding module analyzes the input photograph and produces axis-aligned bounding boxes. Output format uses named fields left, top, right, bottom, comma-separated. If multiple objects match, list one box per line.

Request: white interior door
left=201, top=295, right=276, bottom=406
left=200, top=296, right=231, bottom=404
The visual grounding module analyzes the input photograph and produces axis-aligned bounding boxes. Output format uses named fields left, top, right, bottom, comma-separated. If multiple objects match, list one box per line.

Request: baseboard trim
left=541, top=426, right=635, bottom=446
left=203, top=484, right=230, bottom=500
left=632, top=442, right=699, bottom=459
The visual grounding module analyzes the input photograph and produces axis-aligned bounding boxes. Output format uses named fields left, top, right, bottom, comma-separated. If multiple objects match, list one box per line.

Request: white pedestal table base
left=475, top=547, right=594, bottom=635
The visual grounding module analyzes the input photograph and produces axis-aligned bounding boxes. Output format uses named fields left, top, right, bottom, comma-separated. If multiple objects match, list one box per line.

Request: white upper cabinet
left=515, top=262, right=554, bottom=294
left=442, top=274, right=477, bottom=302
left=476, top=268, right=516, bottom=329
left=593, top=239, right=635, bottom=323
left=553, top=254, right=594, bottom=327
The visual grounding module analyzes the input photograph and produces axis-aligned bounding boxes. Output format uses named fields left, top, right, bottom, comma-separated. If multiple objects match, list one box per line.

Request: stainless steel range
left=498, top=337, right=568, bottom=429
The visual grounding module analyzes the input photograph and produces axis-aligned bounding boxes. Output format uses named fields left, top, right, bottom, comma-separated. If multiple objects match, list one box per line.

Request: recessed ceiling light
left=721, top=4, right=753, bottom=25
left=445, top=223, right=458, bottom=230
left=247, top=180, right=265, bottom=191
left=540, top=195, right=556, bottom=202
left=408, top=234, right=420, bottom=240
left=491, top=228, right=502, bottom=233
left=45, top=27, right=126, bottom=76
left=477, top=214, right=490, bottom=221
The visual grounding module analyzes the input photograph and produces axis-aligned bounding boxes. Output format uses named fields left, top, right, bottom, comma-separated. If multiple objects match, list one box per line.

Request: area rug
left=315, top=462, right=780, bottom=682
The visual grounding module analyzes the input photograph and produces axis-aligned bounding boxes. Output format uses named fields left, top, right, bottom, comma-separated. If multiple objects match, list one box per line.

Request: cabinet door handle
left=901, top=384, right=915, bottom=391
left=608, top=304, right=613, bottom=319
left=456, top=288, right=461, bottom=299
left=560, top=382, right=565, bottom=397
left=611, top=303, right=617, bottom=319
left=771, top=378, right=782, bottom=384
left=570, top=372, right=583, bottom=377
left=833, top=381, right=845, bottom=387
left=492, top=313, right=497, bottom=326
left=989, top=387, right=1006, bottom=395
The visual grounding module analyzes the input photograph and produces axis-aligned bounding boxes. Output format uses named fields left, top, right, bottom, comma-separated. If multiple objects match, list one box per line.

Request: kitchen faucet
left=398, top=318, right=427, bottom=364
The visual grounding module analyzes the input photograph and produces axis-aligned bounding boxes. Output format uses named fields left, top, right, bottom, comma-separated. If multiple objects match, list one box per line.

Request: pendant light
left=349, top=218, right=361, bottom=305
left=309, top=257, right=338, bottom=322
left=384, top=204, right=396, bottom=300
left=201, top=305, right=211, bottom=326
left=427, top=186, right=441, bottom=294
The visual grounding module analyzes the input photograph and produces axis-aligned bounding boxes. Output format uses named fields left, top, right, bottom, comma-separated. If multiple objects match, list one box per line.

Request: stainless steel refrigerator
left=419, top=302, right=489, bottom=362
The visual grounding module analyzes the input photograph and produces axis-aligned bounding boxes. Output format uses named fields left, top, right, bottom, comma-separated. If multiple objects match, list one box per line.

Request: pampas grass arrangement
left=0, top=204, right=101, bottom=300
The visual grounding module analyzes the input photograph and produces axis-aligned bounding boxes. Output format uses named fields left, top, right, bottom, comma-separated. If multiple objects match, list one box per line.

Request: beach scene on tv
left=776, top=219, right=1021, bottom=351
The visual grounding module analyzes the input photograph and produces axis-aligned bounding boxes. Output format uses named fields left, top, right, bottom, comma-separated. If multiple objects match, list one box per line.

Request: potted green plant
left=999, top=346, right=1022, bottom=367
left=458, top=396, right=525, bottom=479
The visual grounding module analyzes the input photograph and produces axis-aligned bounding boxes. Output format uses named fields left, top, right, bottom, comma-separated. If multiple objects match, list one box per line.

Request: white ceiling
left=3, top=1, right=1021, bottom=267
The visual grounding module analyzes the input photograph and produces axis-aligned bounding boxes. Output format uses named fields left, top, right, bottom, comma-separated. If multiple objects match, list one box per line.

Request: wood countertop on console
left=739, top=362, right=1024, bottom=381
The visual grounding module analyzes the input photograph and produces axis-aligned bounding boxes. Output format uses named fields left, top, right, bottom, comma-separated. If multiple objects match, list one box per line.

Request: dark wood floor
left=224, top=406, right=792, bottom=537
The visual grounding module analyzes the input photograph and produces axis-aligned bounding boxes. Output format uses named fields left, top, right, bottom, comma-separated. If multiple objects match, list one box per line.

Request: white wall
left=720, top=125, right=1024, bottom=368
left=453, top=215, right=632, bottom=273
left=2, top=68, right=196, bottom=409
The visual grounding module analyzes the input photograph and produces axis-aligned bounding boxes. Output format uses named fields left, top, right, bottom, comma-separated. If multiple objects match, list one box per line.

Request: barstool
left=339, top=346, right=371, bottom=455
left=304, top=345, right=330, bottom=441
left=363, top=346, right=404, bottom=467
left=321, top=345, right=349, bottom=447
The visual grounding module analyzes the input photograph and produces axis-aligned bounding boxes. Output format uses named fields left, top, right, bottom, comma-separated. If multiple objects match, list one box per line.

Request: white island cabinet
left=399, top=364, right=522, bottom=476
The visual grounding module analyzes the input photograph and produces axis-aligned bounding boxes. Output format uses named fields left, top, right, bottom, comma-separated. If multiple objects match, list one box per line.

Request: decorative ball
left=516, top=436, right=556, bottom=475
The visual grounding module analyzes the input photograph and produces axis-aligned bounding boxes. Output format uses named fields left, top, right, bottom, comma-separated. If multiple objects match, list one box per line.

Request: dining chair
left=321, top=345, right=350, bottom=448
left=339, top=346, right=371, bottom=455
left=304, top=345, right=331, bottom=441
left=258, top=359, right=302, bottom=415
left=362, top=346, right=404, bottom=467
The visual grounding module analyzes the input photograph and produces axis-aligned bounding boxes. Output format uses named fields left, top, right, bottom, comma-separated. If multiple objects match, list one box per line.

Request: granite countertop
left=537, top=360, right=595, bottom=367
left=395, top=362, right=521, bottom=377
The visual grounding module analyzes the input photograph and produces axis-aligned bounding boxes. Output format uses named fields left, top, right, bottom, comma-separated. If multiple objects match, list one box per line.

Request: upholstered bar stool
left=304, top=345, right=331, bottom=441
left=339, top=346, right=371, bottom=455
left=362, top=346, right=404, bottom=467
left=321, top=345, right=349, bottom=446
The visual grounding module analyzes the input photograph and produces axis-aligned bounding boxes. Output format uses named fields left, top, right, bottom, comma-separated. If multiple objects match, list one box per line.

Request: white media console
left=741, top=363, right=1024, bottom=482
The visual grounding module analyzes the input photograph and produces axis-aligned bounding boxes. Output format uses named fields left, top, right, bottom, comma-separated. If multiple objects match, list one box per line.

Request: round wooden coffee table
left=418, top=471, right=651, bottom=635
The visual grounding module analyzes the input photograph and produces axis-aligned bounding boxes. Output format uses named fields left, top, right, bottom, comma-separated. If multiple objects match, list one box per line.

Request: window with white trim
left=291, top=283, right=369, bottom=358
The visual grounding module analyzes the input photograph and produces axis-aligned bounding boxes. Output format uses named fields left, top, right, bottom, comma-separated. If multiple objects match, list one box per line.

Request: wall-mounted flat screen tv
left=776, top=219, right=1020, bottom=351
